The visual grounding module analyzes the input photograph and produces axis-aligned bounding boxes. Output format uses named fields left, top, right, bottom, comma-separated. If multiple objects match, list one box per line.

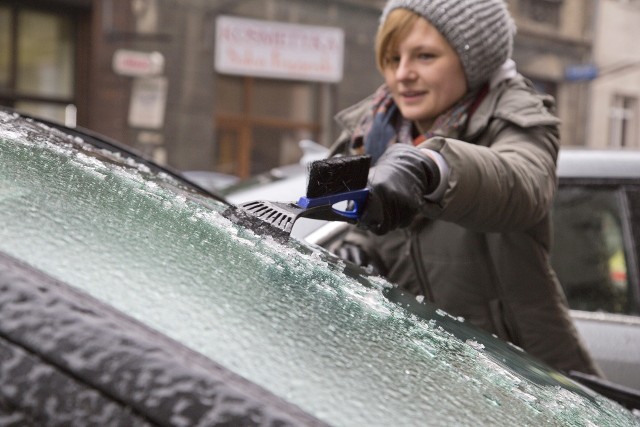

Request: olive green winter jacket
left=331, top=74, right=601, bottom=376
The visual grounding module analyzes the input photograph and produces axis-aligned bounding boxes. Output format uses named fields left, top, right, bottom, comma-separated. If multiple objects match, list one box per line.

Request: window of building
left=0, top=3, right=80, bottom=126
left=609, top=94, right=638, bottom=148
left=0, top=7, right=10, bottom=91
left=214, top=75, right=321, bottom=178
left=617, top=0, right=640, bottom=7
left=519, top=0, right=563, bottom=27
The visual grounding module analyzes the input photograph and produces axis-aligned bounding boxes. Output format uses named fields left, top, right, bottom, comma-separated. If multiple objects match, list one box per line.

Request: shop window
left=17, top=10, right=74, bottom=99
left=250, top=126, right=310, bottom=173
left=214, top=75, right=321, bottom=178
left=15, top=101, right=76, bottom=127
left=0, top=6, right=9, bottom=90
left=551, top=187, right=632, bottom=314
left=0, top=3, right=79, bottom=126
left=609, top=94, right=638, bottom=148
left=216, top=76, right=244, bottom=115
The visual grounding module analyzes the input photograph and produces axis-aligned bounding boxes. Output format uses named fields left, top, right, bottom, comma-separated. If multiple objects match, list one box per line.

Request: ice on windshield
left=0, top=113, right=637, bottom=426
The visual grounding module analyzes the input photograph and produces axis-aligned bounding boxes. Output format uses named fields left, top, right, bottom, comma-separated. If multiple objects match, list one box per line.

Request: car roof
left=558, top=149, right=640, bottom=180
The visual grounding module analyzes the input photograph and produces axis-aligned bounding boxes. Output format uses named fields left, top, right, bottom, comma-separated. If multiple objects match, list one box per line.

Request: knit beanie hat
left=380, top=0, right=516, bottom=89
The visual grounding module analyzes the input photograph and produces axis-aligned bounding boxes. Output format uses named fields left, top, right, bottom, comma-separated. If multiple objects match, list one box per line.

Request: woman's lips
left=400, top=90, right=426, bottom=102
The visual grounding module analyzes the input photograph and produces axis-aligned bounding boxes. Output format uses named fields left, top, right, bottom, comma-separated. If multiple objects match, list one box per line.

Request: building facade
left=587, top=0, right=640, bottom=148
left=507, top=0, right=597, bottom=147
left=1, top=0, right=637, bottom=180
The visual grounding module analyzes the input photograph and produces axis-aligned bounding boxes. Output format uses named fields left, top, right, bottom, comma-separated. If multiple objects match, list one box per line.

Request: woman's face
left=382, top=17, right=467, bottom=131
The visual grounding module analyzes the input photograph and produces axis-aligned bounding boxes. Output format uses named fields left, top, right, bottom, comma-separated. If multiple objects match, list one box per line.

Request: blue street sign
left=565, top=64, right=599, bottom=81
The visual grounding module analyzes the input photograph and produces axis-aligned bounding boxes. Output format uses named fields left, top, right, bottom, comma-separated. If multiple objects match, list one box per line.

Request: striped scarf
left=351, top=85, right=485, bottom=164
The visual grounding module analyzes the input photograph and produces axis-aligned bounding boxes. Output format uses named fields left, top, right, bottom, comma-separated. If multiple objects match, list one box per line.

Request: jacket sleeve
left=420, top=88, right=561, bottom=232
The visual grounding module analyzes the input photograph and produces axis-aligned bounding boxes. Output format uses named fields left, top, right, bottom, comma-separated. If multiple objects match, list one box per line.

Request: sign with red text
left=113, top=50, right=164, bottom=77
left=215, top=16, right=344, bottom=83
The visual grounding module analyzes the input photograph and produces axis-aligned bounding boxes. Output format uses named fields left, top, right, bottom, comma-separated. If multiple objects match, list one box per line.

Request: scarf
left=351, top=84, right=486, bottom=164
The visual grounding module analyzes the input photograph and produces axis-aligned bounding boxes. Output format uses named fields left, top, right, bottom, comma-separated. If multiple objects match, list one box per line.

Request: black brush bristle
left=306, top=155, right=371, bottom=198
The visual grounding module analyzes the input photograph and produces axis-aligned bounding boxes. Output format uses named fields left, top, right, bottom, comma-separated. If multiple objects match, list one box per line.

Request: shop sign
left=128, top=77, right=168, bottom=129
left=113, top=49, right=165, bottom=77
left=215, top=16, right=344, bottom=83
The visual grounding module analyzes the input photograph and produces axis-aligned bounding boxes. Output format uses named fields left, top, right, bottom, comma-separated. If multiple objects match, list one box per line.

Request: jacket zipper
left=480, top=235, right=523, bottom=344
left=410, top=231, right=434, bottom=301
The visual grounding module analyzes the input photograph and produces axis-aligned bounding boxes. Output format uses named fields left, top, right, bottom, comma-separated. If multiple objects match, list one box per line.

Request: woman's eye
left=385, top=55, right=401, bottom=66
left=418, top=53, right=435, bottom=60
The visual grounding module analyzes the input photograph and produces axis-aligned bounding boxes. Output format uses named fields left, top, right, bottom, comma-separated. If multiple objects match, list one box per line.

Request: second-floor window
left=609, top=94, right=638, bottom=148
left=519, top=0, right=563, bottom=27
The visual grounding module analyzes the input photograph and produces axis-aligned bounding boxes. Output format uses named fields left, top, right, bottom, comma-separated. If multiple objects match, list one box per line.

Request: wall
left=79, top=0, right=640, bottom=175
left=508, top=0, right=596, bottom=147
left=85, top=0, right=384, bottom=173
left=587, top=0, right=640, bottom=148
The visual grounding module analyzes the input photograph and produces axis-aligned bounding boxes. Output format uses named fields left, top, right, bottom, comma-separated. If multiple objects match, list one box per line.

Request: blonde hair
left=375, top=9, right=420, bottom=72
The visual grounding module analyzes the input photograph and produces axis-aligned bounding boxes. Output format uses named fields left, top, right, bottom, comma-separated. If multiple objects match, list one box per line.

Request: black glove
left=335, top=242, right=369, bottom=266
left=334, top=242, right=380, bottom=275
left=359, top=143, right=440, bottom=235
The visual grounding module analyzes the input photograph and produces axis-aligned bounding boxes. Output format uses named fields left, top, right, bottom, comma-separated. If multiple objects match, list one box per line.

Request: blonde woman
left=331, top=0, right=601, bottom=376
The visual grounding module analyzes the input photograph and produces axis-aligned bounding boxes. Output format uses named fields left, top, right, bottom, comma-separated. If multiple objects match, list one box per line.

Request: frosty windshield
left=0, top=110, right=636, bottom=426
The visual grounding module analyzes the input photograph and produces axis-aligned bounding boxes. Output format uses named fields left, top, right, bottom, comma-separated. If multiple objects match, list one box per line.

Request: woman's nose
left=395, top=58, right=415, bottom=81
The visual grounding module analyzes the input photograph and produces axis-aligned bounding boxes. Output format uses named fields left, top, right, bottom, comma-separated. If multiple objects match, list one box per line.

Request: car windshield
left=0, top=111, right=637, bottom=426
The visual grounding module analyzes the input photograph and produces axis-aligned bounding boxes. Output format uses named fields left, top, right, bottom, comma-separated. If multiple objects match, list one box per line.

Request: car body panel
left=0, top=252, right=321, bottom=426
left=572, top=311, right=640, bottom=388
left=557, top=149, right=640, bottom=180
left=1, top=110, right=639, bottom=425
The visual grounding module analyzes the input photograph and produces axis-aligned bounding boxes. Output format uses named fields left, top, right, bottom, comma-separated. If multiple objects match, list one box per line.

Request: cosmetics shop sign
left=214, top=15, right=344, bottom=83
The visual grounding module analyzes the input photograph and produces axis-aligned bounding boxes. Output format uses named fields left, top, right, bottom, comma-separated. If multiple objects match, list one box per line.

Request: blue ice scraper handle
left=296, top=188, right=369, bottom=222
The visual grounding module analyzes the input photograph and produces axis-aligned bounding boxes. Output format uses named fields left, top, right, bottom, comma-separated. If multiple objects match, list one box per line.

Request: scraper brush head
left=305, top=155, right=371, bottom=198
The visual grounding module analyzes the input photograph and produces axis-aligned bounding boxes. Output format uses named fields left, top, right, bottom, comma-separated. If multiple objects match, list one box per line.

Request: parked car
left=1, top=108, right=639, bottom=425
left=550, top=149, right=640, bottom=390
left=181, top=169, right=240, bottom=192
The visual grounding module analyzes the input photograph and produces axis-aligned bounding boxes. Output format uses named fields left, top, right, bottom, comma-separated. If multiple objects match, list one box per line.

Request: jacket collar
left=465, top=59, right=518, bottom=139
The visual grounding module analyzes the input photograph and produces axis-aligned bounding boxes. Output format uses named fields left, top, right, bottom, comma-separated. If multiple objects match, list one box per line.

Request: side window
left=551, top=187, right=633, bottom=314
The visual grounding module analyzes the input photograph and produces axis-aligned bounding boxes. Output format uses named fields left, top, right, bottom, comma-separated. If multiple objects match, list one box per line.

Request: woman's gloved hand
left=334, top=242, right=380, bottom=275
left=335, top=242, right=369, bottom=266
left=359, top=143, right=440, bottom=235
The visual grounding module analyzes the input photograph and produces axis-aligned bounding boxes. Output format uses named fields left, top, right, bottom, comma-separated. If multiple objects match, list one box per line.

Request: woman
left=330, top=0, right=601, bottom=376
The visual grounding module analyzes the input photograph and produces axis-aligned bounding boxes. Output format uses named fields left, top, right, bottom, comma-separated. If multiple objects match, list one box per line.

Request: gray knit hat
left=380, top=0, right=516, bottom=89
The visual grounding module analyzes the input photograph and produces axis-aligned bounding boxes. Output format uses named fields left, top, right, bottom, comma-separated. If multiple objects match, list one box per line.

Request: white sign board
left=215, top=16, right=344, bottom=83
left=113, top=49, right=164, bottom=77
left=128, top=77, right=168, bottom=129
